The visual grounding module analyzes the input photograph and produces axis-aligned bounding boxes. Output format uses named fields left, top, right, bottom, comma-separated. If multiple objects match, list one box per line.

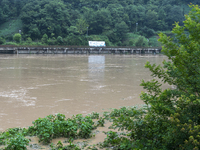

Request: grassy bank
left=0, top=18, right=23, bottom=37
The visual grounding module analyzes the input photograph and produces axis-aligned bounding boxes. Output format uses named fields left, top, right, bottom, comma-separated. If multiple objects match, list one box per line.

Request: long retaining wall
left=0, top=46, right=162, bottom=54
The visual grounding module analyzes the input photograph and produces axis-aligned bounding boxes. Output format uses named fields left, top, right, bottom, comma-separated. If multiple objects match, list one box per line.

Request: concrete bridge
left=0, top=46, right=161, bottom=54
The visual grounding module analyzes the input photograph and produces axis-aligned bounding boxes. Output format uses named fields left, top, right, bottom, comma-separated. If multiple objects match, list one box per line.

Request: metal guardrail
left=0, top=45, right=162, bottom=54
left=0, top=45, right=161, bottom=49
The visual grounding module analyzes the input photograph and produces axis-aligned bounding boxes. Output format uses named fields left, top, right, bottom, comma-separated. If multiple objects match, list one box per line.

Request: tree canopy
left=0, top=0, right=200, bottom=46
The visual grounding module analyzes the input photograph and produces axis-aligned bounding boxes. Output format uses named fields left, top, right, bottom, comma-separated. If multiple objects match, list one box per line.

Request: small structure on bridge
left=88, top=41, right=106, bottom=47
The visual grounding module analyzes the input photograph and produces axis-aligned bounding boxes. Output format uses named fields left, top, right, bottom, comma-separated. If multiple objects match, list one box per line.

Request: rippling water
left=0, top=54, right=166, bottom=131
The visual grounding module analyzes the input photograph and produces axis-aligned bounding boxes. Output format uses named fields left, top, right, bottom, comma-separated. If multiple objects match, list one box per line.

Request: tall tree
left=21, top=0, right=70, bottom=40
left=144, top=10, right=158, bottom=30
left=76, top=19, right=89, bottom=35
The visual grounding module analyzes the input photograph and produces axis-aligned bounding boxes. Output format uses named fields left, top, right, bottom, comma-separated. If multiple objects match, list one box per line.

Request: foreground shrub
left=98, top=4, right=200, bottom=150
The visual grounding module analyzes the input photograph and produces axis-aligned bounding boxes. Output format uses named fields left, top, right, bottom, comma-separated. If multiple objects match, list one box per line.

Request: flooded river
left=0, top=54, right=166, bottom=131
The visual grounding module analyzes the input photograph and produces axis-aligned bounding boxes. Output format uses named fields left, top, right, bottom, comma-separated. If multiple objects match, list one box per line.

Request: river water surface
left=0, top=54, right=166, bottom=131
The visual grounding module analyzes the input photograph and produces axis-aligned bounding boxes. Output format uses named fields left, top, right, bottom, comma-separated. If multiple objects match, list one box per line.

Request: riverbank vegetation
left=0, top=3, right=200, bottom=150
left=0, top=0, right=200, bottom=47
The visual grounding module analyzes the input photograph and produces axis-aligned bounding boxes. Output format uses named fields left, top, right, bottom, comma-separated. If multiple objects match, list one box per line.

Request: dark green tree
left=21, top=0, right=70, bottom=40
left=0, top=37, right=5, bottom=44
left=57, top=36, right=63, bottom=45
left=41, top=34, right=48, bottom=44
left=115, top=21, right=129, bottom=41
left=86, top=8, right=112, bottom=35
left=166, top=5, right=184, bottom=27
left=76, top=19, right=89, bottom=35
left=144, top=10, right=158, bottom=30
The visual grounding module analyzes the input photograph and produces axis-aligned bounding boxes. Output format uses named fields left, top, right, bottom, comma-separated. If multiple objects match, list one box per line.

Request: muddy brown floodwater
left=0, top=54, right=167, bottom=132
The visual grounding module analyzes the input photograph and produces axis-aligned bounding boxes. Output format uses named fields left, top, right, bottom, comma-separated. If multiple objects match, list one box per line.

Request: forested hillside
left=0, top=0, right=199, bottom=46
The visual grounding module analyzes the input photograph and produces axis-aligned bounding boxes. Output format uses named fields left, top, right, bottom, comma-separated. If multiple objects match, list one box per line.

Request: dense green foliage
left=0, top=0, right=199, bottom=46
left=1, top=3, right=200, bottom=150
left=104, top=4, right=200, bottom=149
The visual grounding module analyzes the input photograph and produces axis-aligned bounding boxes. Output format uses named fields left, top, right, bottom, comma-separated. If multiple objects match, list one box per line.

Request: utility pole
left=87, top=27, right=88, bottom=36
left=136, top=23, right=138, bottom=32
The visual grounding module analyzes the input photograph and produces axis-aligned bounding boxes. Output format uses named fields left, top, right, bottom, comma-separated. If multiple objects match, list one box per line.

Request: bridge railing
left=0, top=45, right=161, bottom=49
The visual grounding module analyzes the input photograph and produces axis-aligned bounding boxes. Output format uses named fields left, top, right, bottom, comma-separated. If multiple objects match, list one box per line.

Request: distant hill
left=0, top=0, right=199, bottom=46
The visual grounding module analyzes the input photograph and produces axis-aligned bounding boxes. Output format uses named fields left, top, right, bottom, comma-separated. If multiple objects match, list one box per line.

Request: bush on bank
left=1, top=33, right=160, bottom=47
